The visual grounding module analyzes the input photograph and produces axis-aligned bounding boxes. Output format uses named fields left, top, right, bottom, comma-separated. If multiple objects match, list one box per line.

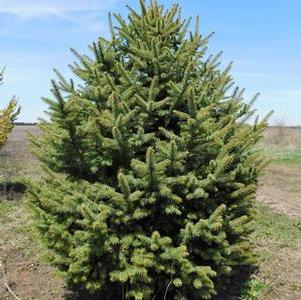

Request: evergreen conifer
left=27, top=1, right=270, bottom=299
left=0, top=68, right=20, bottom=147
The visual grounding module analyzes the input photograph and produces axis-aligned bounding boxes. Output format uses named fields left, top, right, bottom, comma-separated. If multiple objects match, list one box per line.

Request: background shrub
left=0, top=68, right=20, bottom=147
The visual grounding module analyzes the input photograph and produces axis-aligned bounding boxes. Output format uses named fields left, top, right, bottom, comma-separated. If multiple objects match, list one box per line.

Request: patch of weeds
left=241, top=278, right=269, bottom=300
left=0, top=201, right=14, bottom=219
left=0, top=201, right=41, bottom=260
left=259, top=142, right=301, bottom=165
left=254, top=204, right=301, bottom=250
left=272, top=149, right=301, bottom=165
left=251, top=204, right=301, bottom=298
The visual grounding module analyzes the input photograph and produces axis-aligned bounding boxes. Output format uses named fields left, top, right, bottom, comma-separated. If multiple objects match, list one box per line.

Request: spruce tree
left=27, top=1, right=270, bottom=299
left=0, top=68, right=20, bottom=147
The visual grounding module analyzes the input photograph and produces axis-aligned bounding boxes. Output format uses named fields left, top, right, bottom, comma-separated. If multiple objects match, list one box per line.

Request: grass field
left=0, top=126, right=301, bottom=300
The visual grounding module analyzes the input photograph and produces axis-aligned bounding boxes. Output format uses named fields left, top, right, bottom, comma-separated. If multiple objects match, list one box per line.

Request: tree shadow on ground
left=213, top=265, right=258, bottom=300
left=0, top=179, right=27, bottom=201
left=65, top=288, right=107, bottom=300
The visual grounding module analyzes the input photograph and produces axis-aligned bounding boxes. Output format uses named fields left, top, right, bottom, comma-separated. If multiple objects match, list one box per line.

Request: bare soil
left=257, top=164, right=301, bottom=218
left=0, top=126, right=65, bottom=300
left=256, top=164, right=301, bottom=300
left=0, top=126, right=39, bottom=163
left=260, top=244, right=301, bottom=300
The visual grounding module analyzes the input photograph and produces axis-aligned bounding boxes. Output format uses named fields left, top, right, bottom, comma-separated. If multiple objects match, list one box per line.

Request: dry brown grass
left=259, top=127, right=301, bottom=165
left=263, top=126, right=301, bottom=149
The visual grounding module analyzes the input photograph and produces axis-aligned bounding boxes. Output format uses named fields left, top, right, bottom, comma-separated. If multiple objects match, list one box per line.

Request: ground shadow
left=0, top=180, right=27, bottom=201
left=65, top=287, right=108, bottom=300
left=213, top=265, right=258, bottom=300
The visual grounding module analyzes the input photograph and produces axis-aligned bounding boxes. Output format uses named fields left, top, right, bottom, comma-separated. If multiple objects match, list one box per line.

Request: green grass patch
left=253, top=203, right=301, bottom=259
left=240, top=204, right=301, bottom=299
left=0, top=201, right=40, bottom=257
left=0, top=201, right=14, bottom=219
left=241, top=278, right=269, bottom=300
left=261, top=147, right=301, bottom=165
left=274, top=149, right=301, bottom=165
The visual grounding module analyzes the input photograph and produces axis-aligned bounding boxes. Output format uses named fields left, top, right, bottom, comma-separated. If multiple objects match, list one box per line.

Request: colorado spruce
left=27, top=1, right=270, bottom=299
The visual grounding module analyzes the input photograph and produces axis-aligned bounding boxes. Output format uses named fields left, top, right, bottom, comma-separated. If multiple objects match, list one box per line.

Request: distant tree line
left=13, top=122, right=37, bottom=126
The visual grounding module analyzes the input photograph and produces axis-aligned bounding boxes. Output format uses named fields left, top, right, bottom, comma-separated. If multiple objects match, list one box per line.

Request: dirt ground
left=0, top=210, right=66, bottom=300
left=260, top=244, right=301, bottom=300
left=0, top=126, right=301, bottom=300
left=0, top=126, right=66, bottom=300
left=257, top=164, right=301, bottom=218
left=256, top=164, right=301, bottom=300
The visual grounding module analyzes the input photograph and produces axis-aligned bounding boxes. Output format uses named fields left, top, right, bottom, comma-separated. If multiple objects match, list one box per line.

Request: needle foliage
left=0, top=69, right=20, bottom=147
left=27, top=1, right=270, bottom=299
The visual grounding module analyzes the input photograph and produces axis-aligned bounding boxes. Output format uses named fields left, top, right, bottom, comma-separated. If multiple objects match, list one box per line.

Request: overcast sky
left=1, top=0, right=301, bottom=125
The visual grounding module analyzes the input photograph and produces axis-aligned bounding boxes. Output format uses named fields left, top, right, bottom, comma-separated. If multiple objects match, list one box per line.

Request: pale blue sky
left=1, top=0, right=301, bottom=124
